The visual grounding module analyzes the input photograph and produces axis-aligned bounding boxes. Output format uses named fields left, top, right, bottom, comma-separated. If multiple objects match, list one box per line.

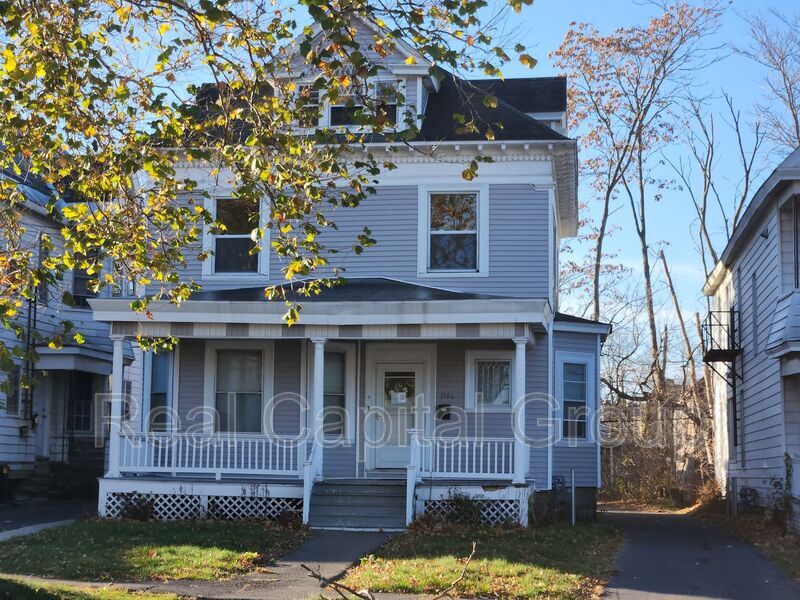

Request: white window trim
left=555, top=351, right=596, bottom=446
left=142, top=350, right=176, bottom=432
left=464, top=349, right=515, bottom=412
left=202, top=340, right=274, bottom=434
left=306, top=341, right=357, bottom=443
left=201, top=193, right=270, bottom=280
left=417, top=183, right=489, bottom=278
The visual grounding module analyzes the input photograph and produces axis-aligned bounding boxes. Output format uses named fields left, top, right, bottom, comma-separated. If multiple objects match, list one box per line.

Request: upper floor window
left=430, top=192, right=478, bottom=271
left=327, top=80, right=400, bottom=128
left=72, top=250, right=99, bottom=308
left=214, top=198, right=259, bottom=274
left=298, top=85, right=320, bottom=128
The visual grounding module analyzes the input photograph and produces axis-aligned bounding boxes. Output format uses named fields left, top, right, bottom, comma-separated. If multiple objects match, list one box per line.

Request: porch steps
left=308, top=480, right=406, bottom=530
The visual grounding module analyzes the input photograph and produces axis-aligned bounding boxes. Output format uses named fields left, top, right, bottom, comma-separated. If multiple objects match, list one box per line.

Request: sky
left=492, top=0, right=791, bottom=318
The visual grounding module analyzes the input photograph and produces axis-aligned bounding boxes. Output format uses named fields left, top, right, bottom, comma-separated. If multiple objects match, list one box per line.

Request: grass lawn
left=0, top=519, right=307, bottom=582
left=0, top=577, right=180, bottom=600
left=342, top=521, right=621, bottom=599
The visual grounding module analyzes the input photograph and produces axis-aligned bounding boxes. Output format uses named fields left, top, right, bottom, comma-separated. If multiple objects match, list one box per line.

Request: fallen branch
left=432, top=541, right=477, bottom=600
left=299, top=563, right=374, bottom=600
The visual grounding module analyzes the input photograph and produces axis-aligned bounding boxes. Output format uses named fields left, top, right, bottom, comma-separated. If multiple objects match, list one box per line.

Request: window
left=214, top=198, right=259, bottom=274
left=329, top=96, right=363, bottom=126
left=429, top=192, right=478, bottom=271
left=465, top=350, right=513, bottom=411
left=562, top=362, right=588, bottom=439
left=149, top=352, right=171, bottom=431
left=36, top=234, right=49, bottom=305
left=4, top=365, right=20, bottom=415
left=298, top=84, right=320, bottom=128
left=376, top=81, right=398, bottom=125
left=215, top=350, right=262, bottom=432
left=72, top=251, right=99, bottom=308
left=323, top=351, right=346, bottom=435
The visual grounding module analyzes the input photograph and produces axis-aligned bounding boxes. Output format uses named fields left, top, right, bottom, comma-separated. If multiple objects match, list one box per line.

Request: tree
left=0, top=0, right=536, bottom=364
left=739, top=9, right=800, bottom=154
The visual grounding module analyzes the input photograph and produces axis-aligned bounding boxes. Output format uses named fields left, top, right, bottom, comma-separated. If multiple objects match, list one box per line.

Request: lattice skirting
left=103, top=491, right=302, bottom=521
left=422, top=498, right=520, bottom=526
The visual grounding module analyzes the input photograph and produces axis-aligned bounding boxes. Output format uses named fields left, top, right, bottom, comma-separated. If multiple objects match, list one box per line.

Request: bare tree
left=739, top=10, right=800, bottom=153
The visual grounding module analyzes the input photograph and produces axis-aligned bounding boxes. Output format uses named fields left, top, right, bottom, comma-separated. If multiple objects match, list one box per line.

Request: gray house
left=90, top=20, right=610, bottom=529
left=0, top=169, right=137, bottom=500
left=703, top=147, right=800, bottom=531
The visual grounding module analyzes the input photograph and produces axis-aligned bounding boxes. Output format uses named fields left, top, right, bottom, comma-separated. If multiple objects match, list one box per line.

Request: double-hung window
left=429, top=192, right=479, bottom=272
left=465, top=350, right=513, bottom=411
left=72, top=250, right=99, bottom=308
left=298, top=84, right=320, bottom=128
left=557, top=354, right=593, bottom=441
left=214, top=198, right=259, bottom=274
left=215, top=350, right=263, bottom=433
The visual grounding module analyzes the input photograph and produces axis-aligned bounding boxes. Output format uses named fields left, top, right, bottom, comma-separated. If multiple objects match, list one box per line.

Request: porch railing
left=419, top=437, right=515, bottom=479
left=118, top=432, right=303, bottom=479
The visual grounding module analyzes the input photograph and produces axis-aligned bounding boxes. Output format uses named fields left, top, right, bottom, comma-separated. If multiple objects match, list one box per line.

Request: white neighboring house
left=89, top=18, right=611, bottom=529
left=703, top=147, right=800, bottom=531
left=0, top=168, right=140, bottom=501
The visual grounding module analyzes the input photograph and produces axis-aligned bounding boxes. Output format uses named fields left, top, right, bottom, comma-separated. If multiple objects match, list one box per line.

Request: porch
left=92, top=284, right=550, bottom=527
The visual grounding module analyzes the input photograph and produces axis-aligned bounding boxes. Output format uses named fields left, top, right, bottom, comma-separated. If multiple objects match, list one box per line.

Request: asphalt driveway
left=603, top=510, right=800, bottom=600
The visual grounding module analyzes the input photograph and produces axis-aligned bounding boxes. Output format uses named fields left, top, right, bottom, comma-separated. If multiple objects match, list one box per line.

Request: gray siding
left=552, top=331, right=600, bottom=488
left=168, top=184, right=551, bottom=299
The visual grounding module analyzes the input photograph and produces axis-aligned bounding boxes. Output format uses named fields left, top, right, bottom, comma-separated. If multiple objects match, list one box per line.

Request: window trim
left=464, top=349, right=515, bottom=412
left=3, top=364, right=21, bottom=417
left=202, top=193, right=270, bottom=280
left=306, top=341, right=356, bottom=442
left=555, top=351, right=596, bottom=445
left=202, top=340, right=274, bottom=434
left=417, top=183, right=489, bottom=278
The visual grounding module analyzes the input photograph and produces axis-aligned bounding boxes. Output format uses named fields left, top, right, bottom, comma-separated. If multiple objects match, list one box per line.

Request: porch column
left=513, top=337, right=529, bottom=484
left=311, top=338, right=326, bottom=444
left=107, top=335, right=125, bottom=478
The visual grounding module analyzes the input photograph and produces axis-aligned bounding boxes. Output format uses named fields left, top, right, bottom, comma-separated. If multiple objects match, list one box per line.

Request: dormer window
left=329, top=96, right=363, bottom=127
left=214, top=198, right=258, bottom=274
left=298, top=85, right=320, bottom=128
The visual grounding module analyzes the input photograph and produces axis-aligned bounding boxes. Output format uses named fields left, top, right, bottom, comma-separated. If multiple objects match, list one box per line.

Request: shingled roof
left=469, top=77, right=567, bottom=115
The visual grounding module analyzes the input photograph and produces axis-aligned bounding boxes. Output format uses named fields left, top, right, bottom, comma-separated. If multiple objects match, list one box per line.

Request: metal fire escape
left=702, top=309, right=742, bottom=444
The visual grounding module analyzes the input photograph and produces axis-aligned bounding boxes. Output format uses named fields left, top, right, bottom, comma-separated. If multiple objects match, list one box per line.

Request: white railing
left=406, top=429, right=422, bottom=525
left=420, top=437, right=515, bottom=479
left=302, top=439, right=323, bottom=524
left=118, top=432, right=303, bottom=479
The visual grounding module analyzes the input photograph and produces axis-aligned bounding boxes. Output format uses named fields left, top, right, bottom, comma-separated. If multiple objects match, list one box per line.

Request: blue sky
left=494, top=0, right=791, bottom=316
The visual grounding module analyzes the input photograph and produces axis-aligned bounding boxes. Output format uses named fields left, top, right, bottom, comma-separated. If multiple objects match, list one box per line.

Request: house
left=703, top=147, right=800, bottom=530
left=89, top=20, right=610, bottom=529
left=0, top=167, right=137, bottom=501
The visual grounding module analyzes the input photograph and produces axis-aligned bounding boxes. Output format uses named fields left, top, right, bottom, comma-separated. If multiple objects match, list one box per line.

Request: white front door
left=369, top=363, right=424, bottom=469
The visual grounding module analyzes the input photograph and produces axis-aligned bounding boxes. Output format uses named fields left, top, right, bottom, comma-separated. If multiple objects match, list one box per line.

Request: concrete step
left=308, top=514, right=406, bottom=530
left=311, top=494, right=405, bottom=508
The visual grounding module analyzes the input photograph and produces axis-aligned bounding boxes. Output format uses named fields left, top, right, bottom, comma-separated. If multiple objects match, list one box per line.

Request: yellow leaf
left=405, top=55, right=417, bottom=65
left=158, top=22, right=171, bottom=36
left=2, top=49, right=16, bottom=73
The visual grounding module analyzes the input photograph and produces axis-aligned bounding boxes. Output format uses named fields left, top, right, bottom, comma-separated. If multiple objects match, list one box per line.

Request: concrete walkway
left=125, top=529, right=394, bottom=600
left=603, top=510, right=800, bottom=600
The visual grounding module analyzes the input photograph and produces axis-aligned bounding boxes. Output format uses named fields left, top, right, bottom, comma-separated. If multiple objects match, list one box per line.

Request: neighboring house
left=90, top=19, right=610, bottom=529
left=703, top=147, right=800, bottom=531
left=0, top=167, right=137, bottom=501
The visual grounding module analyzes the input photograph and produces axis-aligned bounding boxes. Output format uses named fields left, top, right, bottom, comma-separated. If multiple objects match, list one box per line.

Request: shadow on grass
left=0, top=519, right=307, bottom=582
left=343, top=521, right=621, bottom=599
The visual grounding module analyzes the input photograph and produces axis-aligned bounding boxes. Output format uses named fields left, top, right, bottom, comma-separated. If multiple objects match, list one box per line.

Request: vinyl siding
left=714, top=205, right=787, bottom=503
left=166, top=184, right=551, bottom=299
left=552, top=331, right=600, bottom=488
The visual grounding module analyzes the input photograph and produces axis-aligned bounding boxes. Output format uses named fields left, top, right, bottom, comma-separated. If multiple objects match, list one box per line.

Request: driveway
left=0, top=501, right=94, bottom=532
left=603, top=510, right=800, bottom=600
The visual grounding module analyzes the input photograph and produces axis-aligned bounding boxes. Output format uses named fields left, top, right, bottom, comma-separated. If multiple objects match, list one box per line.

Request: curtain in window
left=476, top=360, right=511, bottom=407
